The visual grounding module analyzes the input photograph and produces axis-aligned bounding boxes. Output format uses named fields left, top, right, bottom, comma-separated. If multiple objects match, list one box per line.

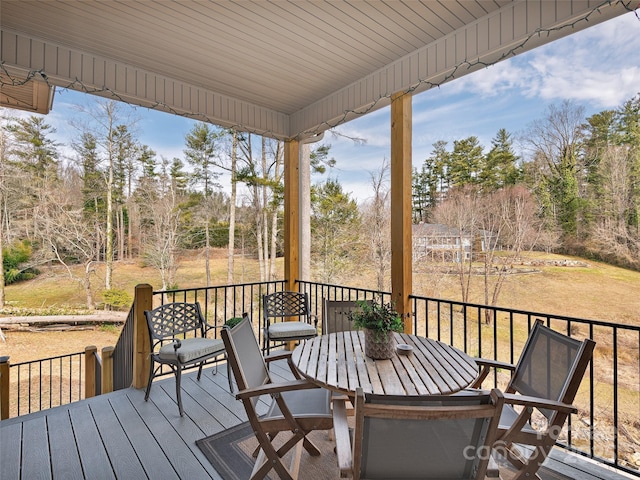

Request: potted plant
left=348, top=298, right=404, bottom=359
left=224, top=313, right=248, bottom=329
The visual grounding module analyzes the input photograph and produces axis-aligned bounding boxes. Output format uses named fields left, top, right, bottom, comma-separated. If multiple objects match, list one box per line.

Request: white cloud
left=432, top=12, right=640, bottom=109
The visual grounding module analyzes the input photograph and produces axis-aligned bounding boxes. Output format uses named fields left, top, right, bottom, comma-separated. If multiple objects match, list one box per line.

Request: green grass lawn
left=3, top=250, right=639, bottom=327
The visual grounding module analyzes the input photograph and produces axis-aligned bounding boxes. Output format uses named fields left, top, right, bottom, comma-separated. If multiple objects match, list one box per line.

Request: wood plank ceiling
left=0, top=1, right=632, bottom=139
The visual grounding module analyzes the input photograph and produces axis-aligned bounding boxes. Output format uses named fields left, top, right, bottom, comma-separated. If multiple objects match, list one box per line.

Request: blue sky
left=39, top=11, right=640, bottom=202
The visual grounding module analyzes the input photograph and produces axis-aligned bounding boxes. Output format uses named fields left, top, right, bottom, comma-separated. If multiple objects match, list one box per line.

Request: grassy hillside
left=2, top=250, right=639, bottom=326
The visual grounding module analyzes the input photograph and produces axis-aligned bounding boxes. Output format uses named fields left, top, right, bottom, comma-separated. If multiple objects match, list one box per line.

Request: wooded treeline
left=413, top=96, right=640, bottom=270
left=0, top=94, right=638, bottom=310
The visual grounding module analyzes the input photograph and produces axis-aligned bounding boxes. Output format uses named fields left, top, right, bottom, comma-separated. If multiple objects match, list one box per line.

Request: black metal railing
left=112, top=305, right=135, bottom=391
left=9, top=278, right=634, bottom=476
left=9, top=351, right=85, bottom=417
left=406, top=294, right=639, bottom=476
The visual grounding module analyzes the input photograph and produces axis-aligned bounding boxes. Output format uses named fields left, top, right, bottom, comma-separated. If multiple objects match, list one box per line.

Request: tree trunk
left=85, top=262, right=95, bottom=310
left=118, top=207, right=125, bottom=261
left=205, top=221, right=211, bottom=286
left=227, top=130, right=237, bottom=286
left=0, top=202, right=5, bottom=309
left=105, top=154, right=114, bottom=291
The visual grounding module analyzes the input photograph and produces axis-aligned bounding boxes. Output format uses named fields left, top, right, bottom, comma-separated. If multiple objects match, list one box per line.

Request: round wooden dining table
left=291, top=331, right=478, bottom=396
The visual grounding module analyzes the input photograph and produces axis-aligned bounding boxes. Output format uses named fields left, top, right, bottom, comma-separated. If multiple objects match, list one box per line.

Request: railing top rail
left=153, top=279, right=286, bottom=296
left=297, top=280, right=391, bottom=297
left=10, top=351, right=85, bottom=368
left=411, top=294, right=640, bottom=332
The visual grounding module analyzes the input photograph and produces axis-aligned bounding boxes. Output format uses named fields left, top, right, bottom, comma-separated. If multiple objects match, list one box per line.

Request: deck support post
left=132, top=284, right=153, bottom=389
left=0, top=356, right=9, bottom=420
left=284, top=139, right=300, bottom=293
left=102, top=346, right=115, bottom=394
left=390, top=92, right=413, bottom=333
left=84, top=346, right=97, bottom=398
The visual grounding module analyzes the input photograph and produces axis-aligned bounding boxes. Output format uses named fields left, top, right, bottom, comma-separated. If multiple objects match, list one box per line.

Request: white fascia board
left=1, top=29, right=291, bottom=140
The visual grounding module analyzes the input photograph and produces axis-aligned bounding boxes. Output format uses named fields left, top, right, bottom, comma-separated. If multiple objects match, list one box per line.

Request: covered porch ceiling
left=1, top=1, right=634, bottom=140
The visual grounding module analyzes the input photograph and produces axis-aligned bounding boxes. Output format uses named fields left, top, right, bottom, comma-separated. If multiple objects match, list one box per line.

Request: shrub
left=101, top=289, right=133, bottom=310
left=2, top=240, right=39, bottom=285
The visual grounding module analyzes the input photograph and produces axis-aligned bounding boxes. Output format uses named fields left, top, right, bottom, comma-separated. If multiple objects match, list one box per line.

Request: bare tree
left=184, top=122, right=222, bottom=286
left=74, top=100, right=138, bottom=292
left=236, top=134, right=282, bottom=282
left=432, top=186, right=480, bottom=304
left=35, top=186, right=99, bottom=309
left=138, top=158, right=183, bottom=290
left=227, top=130, right=238, bottom=285
left=0, top=112, right=11, bottom=308
left=522, top=101, right=585, bottom=239
left=362, top=158, right=391, bottom=292
left=591, top=146, right=639, bottom=266
left=477, top=186, right=540, bottom=322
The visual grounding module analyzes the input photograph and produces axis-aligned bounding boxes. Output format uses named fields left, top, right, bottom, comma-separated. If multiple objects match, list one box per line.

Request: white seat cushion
left=159, top=337, right=225, bottom=363
left=268, top=321, right=316, bottom=339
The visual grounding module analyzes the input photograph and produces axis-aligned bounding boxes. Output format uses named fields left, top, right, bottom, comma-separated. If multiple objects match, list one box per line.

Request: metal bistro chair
left=262, top=291, right=317, bottom=354
left=470, top=319, right=596, bottom=480
left=221, top=316, right=333, bottom=480
left=334, top=387, right=505, bottom=479
left=144, top=302, right=226, bottom=416
left=321, top=298, right=364, bottom=334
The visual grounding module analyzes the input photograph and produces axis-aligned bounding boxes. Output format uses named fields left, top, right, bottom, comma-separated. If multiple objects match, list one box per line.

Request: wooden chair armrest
left=502, top=393, right=577, bottom=414
left=264, top=350, right=293, bottom=363
left=235, top=379, right=317, bottom=400
left=333, top=398, right=353, bottom=478
left=474, top=358, right=516, bottom=370
left=471, top=358, right=516, bottom=388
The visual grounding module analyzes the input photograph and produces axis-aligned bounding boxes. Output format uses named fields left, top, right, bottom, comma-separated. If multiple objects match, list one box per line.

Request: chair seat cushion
left=268, top=321, right=316, bottom=339
left=159, top=337, right=225, bottom=363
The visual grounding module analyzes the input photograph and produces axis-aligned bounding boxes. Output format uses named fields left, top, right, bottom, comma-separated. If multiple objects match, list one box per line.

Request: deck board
left=69, top=403, right=117, bottom=479
left=21, top=415, right=52, bottom=480
left=47, top=410, right=85, bottom=480
left=108, top=391, right=180, bottom=479
left=89, top=395, right=148, bottom=479
left=0, top=360, right=634, bottom=480
left=0, top=422, right=22, bottom=479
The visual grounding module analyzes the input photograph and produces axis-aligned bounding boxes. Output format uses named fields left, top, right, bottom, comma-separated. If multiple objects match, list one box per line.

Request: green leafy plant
left=224, top=316, right=245, bottom=329
left=348, top=298, right=403, bottom=342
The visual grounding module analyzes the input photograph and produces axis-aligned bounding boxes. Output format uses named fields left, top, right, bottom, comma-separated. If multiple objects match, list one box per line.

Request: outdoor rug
left=197, top=422, right=575, bottom=480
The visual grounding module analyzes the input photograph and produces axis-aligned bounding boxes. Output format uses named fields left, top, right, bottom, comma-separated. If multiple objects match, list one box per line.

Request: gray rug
left=197, top=421, right=338, bottom=480
left=197, top=421, right=575, bottom=480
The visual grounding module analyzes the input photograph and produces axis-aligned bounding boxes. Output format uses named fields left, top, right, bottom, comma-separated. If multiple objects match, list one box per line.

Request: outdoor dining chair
left=221, top=316, right=333, bottom=480
left=321, top=298, right=362, bottom=334
left=333, top=387, right=505, bottom=479
left=144, top=302, right=226, bottom=416
left=262, top=291, right=317, bottom=354
left=469, top=319, right=596, bottom=480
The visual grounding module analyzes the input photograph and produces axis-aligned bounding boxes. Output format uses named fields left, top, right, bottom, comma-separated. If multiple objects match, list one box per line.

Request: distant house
left=412, top=223, right=500, bottom=263
left=412, top=223, right=472, bottom=262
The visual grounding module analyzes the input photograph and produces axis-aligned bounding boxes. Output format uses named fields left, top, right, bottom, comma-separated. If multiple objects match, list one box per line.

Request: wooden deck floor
left=0, top=360, right=633, bottom=480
